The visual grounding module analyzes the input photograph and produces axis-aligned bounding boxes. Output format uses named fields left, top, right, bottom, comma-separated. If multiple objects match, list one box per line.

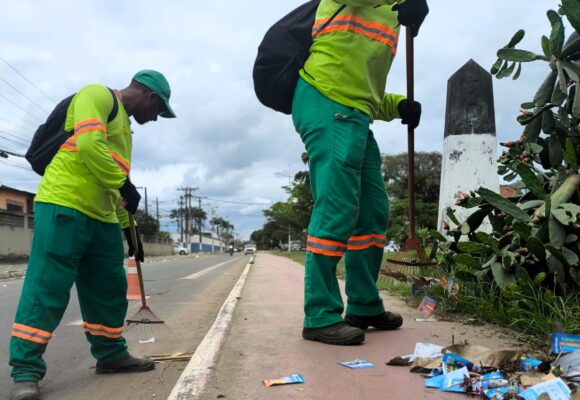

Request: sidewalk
left=202, top=253, right=521, bottom=400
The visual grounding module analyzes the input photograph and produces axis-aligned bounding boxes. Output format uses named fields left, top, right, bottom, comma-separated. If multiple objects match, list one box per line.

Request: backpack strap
left=106, top=88, right=119, bottom=123
left=312, top=4, right=346, bottom=39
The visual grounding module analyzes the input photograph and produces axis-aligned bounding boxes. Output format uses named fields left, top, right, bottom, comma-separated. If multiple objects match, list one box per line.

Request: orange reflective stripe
left=109, top=151, right=130, bottom=176
left=314, top=15, right=398, bottom=54
left=307, top=236, right=347, bottom=248
left=306, top=246, right=345, bottom=257
left=12, top=323, right=52, bottom=344
left=314, top=15, right=397, bottom=38
left=306, top=235, right=347, bottom=257
left=74, top=119, right=107, bottom=139
left=347, top=234, right=386, bottom=251
left=83, top=322, right=123, bottom=338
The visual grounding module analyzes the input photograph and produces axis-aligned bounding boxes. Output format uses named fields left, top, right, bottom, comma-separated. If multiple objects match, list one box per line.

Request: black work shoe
left=95, top=354, right=155, bottom=374
left=302, top=322, right=365, bottom=345
left=345, top=311, right=403, bottom=330
left=11, top=381, right=41, bottom=400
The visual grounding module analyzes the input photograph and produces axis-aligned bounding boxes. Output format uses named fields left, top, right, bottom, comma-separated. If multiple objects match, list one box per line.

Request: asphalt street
left=0, top=253, right=249, bottom=400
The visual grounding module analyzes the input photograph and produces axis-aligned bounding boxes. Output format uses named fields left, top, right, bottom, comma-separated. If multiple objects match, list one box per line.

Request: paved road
left=0, top=253, right=249, bottom=400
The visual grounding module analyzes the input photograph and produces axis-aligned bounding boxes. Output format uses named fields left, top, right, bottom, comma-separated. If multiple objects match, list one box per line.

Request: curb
left=167, top=255, right=255, bottom=400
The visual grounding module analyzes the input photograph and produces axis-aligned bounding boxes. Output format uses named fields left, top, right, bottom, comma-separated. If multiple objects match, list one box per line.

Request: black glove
left=398, top=99, right=422, bottom=130
left=119, top=178, right=141, bottom=214
left=123, top=226, right=144, bottom=262
left=392, top=0, right=429, bottom=37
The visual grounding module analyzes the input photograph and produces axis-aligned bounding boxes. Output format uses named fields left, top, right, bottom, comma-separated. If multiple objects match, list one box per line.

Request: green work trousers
left=10, top=202, right=129, bottom=382
left=292, top=78, right=389, bottom=328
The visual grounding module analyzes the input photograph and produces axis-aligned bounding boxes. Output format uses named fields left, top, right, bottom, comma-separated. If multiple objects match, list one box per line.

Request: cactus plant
left=433, top=4, right=580, bottom=293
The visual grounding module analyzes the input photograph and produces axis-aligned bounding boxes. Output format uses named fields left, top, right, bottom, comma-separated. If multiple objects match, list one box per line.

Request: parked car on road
left=173, top=244, right=190, bottom=255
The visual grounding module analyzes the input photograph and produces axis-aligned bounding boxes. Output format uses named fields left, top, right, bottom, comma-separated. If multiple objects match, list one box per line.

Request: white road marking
left=180, top=258, right=238, bottom=280
left=167, top=257, right=254, bottom=400
left=65, top=319, right=83, bottom=326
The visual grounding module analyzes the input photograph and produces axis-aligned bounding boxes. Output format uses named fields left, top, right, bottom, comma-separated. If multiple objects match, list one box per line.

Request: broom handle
left=128, top=214, right=147, bottom=307
left=405, top=27, right=416, bottom=241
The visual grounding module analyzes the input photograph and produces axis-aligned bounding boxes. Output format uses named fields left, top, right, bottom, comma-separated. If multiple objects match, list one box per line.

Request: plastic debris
left=402, top=342, right=444, bottom=363
left=553, top=349, right=580, bottom=387
left=415, top=316, right=437, bottom=322
left=263, top=374, right=304, bottom=387
left=552, top=332, right=580, bottom=354
left=139, top=337, right=156, bottom=344
left=338, top=359, right=374, bottom=369
left=519, top=377, right=571, bottom=400
left=417, top=295, right=437, bottom=317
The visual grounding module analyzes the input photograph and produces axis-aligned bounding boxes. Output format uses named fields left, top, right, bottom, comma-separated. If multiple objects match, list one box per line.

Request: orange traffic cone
left=126, top=258, right=143, bottom=301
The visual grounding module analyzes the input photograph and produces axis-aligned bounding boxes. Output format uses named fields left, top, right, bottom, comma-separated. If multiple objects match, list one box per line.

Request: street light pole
left=274, top=166, right=292, bottom=252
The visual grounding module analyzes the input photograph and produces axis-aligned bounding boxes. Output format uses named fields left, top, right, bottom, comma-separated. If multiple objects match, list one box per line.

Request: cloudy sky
left=0, top=0, right=570, bottom=240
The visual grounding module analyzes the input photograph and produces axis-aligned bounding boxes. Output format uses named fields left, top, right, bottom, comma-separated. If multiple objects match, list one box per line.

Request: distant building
left=0, top=185, right=35, bottom=229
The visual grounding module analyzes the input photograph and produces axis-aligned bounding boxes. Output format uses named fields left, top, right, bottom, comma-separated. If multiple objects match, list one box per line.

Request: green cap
left=132, top=69, right=176, bottom=118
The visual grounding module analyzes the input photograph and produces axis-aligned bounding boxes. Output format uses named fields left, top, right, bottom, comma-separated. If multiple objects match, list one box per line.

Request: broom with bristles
left=382, top=28, right=439, bottom=282
left=125, top=213, right=169, bottom=334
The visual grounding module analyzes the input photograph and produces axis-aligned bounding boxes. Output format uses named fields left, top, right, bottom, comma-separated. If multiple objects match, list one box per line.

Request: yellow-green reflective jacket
left=35, top=84, right=131, bottom=227
left=299, top=0, right=405, bottom=121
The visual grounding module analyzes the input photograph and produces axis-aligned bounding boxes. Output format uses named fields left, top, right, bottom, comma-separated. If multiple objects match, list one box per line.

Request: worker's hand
left=119, top=178, right=141, bottom=214
left=123, top=226, right=145, bottom=262
left=392, top=0, right=429, bottom=37
left=398, top=99, right=422, bottom=129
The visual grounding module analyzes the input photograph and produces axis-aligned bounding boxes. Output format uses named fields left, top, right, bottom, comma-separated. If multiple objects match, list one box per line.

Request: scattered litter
left=441, top=367, right=470, bottom=392
left=139, top=337, right=156, bottom=344
left=416, top=317, right=437, bottom=323
left=520, top=357, right=544, bottom=372
left=410, top=358, right=441, bottom=373
left=263, top=374, right=304, bottom=387
left=386, top=357, right=412, bottom=367
left=338, top=359, right=374, bottom=369
left=519, top=377, right=571, bottom=400
left=553, top=349, right=580, bottom=387
left=295, top=387, right=305, bottom=392
left=552, top=332, right=580, bottom=354
left=402, top=342, right=444, bottom=363
left=417, top=295, right=437, bottom=317
left=147, top=352, right=192, bottom=362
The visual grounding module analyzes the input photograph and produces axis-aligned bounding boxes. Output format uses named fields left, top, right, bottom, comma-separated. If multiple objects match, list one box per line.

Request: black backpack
left=252, top=0, right=344, bottom=114
left=25, top=88, right=118, bottom=175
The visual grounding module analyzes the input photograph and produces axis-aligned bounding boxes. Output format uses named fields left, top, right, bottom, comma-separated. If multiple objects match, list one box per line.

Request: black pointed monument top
left=444, top=59, right=496, bottom=137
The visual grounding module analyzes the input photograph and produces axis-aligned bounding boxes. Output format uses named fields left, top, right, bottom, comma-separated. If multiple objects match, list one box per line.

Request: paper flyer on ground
left=263, top=374, right=305, bottom=387
left=338, top=359, right=374, bottom=369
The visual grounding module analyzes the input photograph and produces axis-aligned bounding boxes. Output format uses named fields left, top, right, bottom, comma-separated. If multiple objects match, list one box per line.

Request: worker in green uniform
left=293, top=0, right=428, bottom=345
left=9, top=70, right=176, bottom=400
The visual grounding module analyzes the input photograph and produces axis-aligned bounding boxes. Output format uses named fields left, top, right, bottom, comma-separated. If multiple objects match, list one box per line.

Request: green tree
left=382, top=152, right=442, bottom=243
left=134, top=210, right=159, bottom=237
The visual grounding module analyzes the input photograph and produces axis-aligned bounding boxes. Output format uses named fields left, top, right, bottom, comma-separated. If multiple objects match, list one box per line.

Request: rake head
left=381, top=238, right=440, bottom=282
left=125, top=305, right=170, bottom=335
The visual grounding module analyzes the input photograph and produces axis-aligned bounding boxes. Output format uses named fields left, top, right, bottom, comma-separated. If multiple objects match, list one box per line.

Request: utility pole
left=156, top=197, right=159, bottom=226
left=210, top=207, right=217, bottom=253
left=274, top=164, right=293, bottom=252
left=178, top=187, right=199, bottom=250
left=178, top=196, right=184, bottom=243
left=191, top=195, right=207, bottom=253
left=144, top=187, right=148, bottom=215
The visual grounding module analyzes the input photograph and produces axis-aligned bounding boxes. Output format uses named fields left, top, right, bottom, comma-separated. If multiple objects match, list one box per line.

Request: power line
left=0, top=76, right=51, bottom=114
left=0, top=93, right=44, bottom=122
left=0, top=56, right=57, bottom=104
left=205, top=197, right=272, bottom=206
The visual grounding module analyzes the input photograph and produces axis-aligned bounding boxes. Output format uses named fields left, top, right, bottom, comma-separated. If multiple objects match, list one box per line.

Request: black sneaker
left=96, top=354, right=155, bottom=374
left=302, top=322, right=365, bottom=345
left=11, top=381, right=40, bottom=400
left=345, top=311, right=403, bottom=330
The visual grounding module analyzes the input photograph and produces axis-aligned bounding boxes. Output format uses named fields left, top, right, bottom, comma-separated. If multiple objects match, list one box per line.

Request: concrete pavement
left=198, top=253, right=521, bottom=400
